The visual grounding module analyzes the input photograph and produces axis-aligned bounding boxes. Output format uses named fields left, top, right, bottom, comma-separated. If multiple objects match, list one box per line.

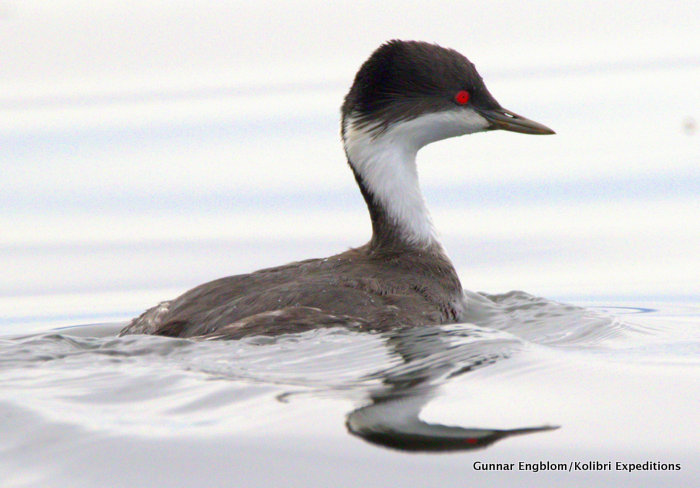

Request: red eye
left=454, top=90, right=470, bottom=105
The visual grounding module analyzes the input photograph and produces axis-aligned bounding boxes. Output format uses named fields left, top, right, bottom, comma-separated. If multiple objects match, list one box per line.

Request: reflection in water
left=348, top=402, right=557, bottom=452
left=345, top=325, right=557, bottom=451
left=2, top=292, right=661, bottom=456
left=0, top=320, right=560, bottom=453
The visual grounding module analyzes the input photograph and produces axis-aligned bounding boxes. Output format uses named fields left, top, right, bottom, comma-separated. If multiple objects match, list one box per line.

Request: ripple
left=0, top=298, right=698, bottom=450
left=463, top=290, right=654, bottom=348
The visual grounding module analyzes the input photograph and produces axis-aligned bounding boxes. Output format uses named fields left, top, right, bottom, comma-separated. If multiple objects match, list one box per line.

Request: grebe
left=120, top=40, right=554, bottom=339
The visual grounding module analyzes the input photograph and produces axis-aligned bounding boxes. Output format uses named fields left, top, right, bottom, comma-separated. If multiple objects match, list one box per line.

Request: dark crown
left=342, top=40, right=500, bottom=132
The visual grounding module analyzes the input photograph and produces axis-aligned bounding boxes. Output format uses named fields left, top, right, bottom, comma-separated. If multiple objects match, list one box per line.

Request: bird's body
left=122, top=242, right=463, bottom=339
left=120, top=40, right=553, bottom=340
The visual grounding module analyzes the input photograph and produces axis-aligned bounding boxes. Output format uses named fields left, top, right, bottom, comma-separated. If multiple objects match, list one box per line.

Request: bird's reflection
left=58, top=320, right=558, bottom=453
left=344, top=324, right=558, bottom=452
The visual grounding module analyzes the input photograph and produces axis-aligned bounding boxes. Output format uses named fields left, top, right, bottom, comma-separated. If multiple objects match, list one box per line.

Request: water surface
left=1, top=295, right=699, bottom=487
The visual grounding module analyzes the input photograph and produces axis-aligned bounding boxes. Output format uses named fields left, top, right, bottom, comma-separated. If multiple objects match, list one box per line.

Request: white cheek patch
left=343, top=109, right=488, bottom=247
left=385, top=109, right=491, bottom=149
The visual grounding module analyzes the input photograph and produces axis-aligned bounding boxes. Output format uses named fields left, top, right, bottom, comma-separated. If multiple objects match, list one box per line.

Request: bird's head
left=342, top=40, right=554, bottom=152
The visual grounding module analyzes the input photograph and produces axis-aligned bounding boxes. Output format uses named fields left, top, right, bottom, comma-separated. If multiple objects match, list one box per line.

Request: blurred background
left=1, top=0, right=699, bottom=332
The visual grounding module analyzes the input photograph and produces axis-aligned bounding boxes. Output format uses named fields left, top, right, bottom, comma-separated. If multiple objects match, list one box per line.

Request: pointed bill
left=475, top=107, right=555, bottom=135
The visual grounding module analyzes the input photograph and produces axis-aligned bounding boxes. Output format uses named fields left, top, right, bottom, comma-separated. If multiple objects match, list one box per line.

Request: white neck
left=343, top=117, right=436, bottom=247
left=343, top=109, right=489, bottom=247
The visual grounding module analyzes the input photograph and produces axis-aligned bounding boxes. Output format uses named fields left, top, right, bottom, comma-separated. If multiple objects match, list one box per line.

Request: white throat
left=343, top=109, right=489, bottom=247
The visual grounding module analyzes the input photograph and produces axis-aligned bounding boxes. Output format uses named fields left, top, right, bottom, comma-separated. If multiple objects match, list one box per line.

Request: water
left=2, top=1, right=700, bottom=486
left=1, top=296, right=699, bottom=487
